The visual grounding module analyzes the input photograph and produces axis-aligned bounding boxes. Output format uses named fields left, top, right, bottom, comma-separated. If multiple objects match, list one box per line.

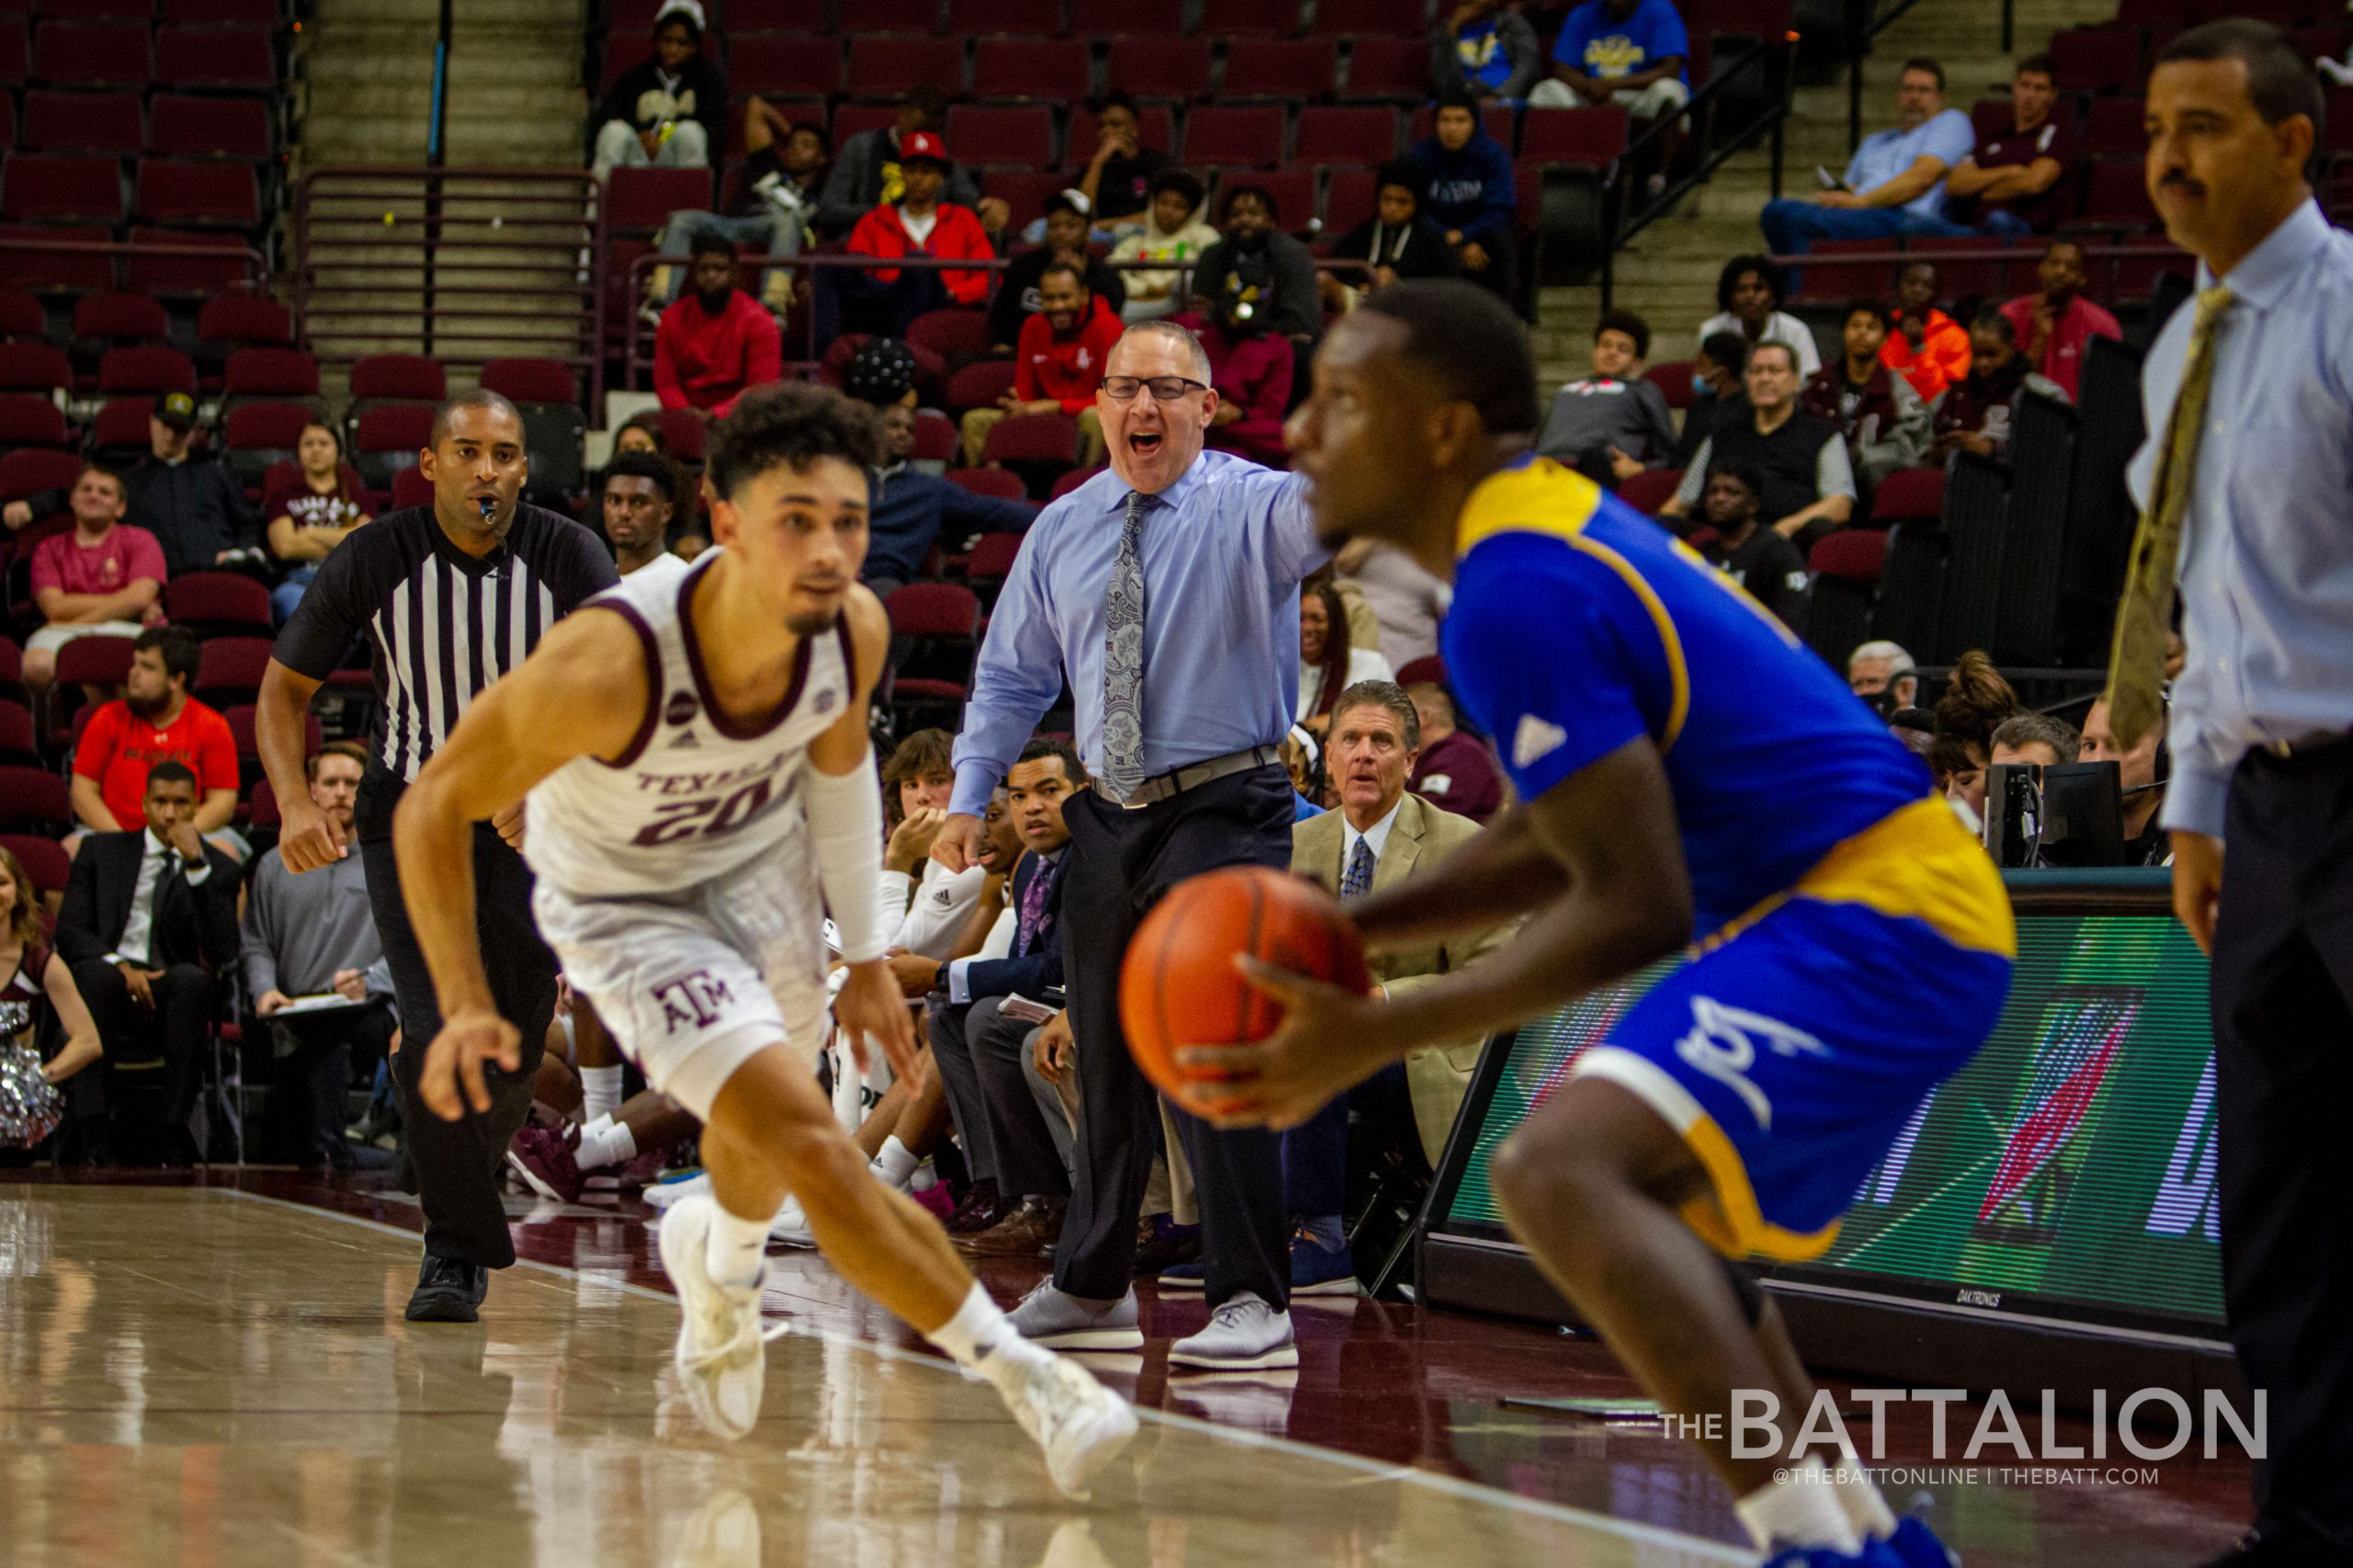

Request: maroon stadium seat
left=0, top=447, right=81, bottom=501
left=1643, top=361, right=1692, bottom=411
left=32, top=20, right=151, bottom=87
left=1616, top=467, right=1682, bottom=516
left=1183, top=106, right=1285, bottom=167
left=845, top=36, right=964, bottom=97
left=962, top=528, right=1025, bottom=582
left=0, top=226, right=114, bottom=293
left=97, top=345, right=198, bottom=397
left=951, top=0, right=1064, bottom=34
left=946, top=358, right=1018, bottom=411
left=1069, top=0, right=1182, bottom=36
left=1809, top=526, right=1887, bottom=582
left=222, top=400, right=313, bottom=458
left=50, top=0, right=149, bottom=18
left=1322, top=166, right=1378, bottom=232
left=392, top=465, right=433, bottom=510
left=972, top=37, right=1087, bottom=101
left=125, top=227, right=252, bottom=293
left=0, top=833, right=70, bottom=899
left=905, top=307, right=993, bottom=360
left=2080, top=95, right=2145, bottom=157
left=1311, top=0, right=1426, bottom=32
left=1869, top=467, right=1944, bottom=528
left=602, top=165, right=711, bottom=231
left=1104, top=38, right=1209, bottom=100
left=2073, top=158, right=2158, bottom=232
left=945, top=105, right=1054, bottom=167
left=479, top=357, right=578, bottom=405
left=2046, top=28, right=2142, bottom=96
left=656, top=407, right=707, bottom=460
left=352, top=404, right=436, bottom=486
left=51, top=632, right=135, bottom=690
left=22, top=88, right=142, bottom=153
left=164, top=570, right=274, bottom=635
left=0, top=767, right=71, bottom=833
left=979, top=169, right=1066, bottom=229
left=945, top=466, right=1026, bottom=501
left=979, top=412, right=1078, bottom=465
left=1048, top=464, right=1103, bottom=499
left=347, top=353, right=447, bottom=405
left=88, top=398, right=156, bottom=456
left=136, top=158, right=261, bottom=225
left=1197, top=0, right=1295, bottom=38
left=222, top=347, right=320, bottom=402
left=1217, top=168, right=1314, bottom=234
left=727, top=0, right=829, bottom=31
left=193, top=636, right=273, bottom=710
left=222, top=704, right=324, bottom=764
left=1293, top=106, right=1398, bottom=166
left=0, top=342, right=72, bottom=397
left=830, top=102, right=901, bottom=144
left=196, top=294, right=292, bottom=350
left=148, top=93, right=273, bottom=159
left=850, top=0, right=943, bottom=30
left=154, top=26, right=276, bottom=91
left=911, top=410, right=957, bottom=464
left=1520, top=106, right=1629, bottom=166
left=1341, top=36, right=1429, bottom=101
left=0, top=287, right=40, bottom=340
left=1222, top=39, right=1337, bottom=100
left=0, top=25, right=25, bottom=87
left=1, top=153, right=125, bottom=222
left=0, top=392, right=68, bottom=448
left=162, top=0, right=282, bottom=21
left=73, top=291, right=172, bottom=345
left=726, top=35, right=841, bottom=96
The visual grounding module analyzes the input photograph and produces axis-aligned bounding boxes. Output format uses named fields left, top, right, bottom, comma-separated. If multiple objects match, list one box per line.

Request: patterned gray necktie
left=1342, top=837, right=1376, bottom=901
left=1099, top=490, right=1150, bottom=803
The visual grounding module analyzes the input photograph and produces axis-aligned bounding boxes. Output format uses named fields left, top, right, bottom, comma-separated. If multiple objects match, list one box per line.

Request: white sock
left=1735, top=1460, right=1861, bottom=1555
left=575, top=1116, right=637, bottom=1172
left=1833, top=1437, right=1898, bottom=1540
left=908, top=1162, right=938, bottom=1193
left=703, top=1201, right=774, bottom=1291
left=578, top=1064, right=623, bottom=1125
left=926, top=1282, right=1051, bottom=1384
left=871, top=1136, right=920, bottom=1188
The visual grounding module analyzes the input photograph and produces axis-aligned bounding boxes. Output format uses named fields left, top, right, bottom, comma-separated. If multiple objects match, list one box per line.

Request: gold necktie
left=2102, top=284, right=2234, bottom=749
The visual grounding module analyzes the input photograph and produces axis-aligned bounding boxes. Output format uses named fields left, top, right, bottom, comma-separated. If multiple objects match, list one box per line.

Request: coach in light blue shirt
left=929, top=318, right=1325, bottom=1369
left=1757, top=58, right=1976, bottom=256
left=2119, top=24, right=2353, bottom=1568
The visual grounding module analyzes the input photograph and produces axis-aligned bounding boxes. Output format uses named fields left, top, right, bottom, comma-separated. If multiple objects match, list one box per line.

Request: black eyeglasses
left=1100, top=376, right=1209, bottom=403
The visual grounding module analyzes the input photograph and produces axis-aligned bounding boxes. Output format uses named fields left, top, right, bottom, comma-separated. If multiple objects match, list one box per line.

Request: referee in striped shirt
left=256, top=390, right=617, bottom=1322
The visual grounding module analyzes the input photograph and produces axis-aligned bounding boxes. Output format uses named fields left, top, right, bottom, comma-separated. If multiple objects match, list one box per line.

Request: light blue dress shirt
left=949, top=452, right=1324, bottom=817
left=2127, top=200, right=2353, bottom=839
left=1842, top=108, right=1975, bottom=220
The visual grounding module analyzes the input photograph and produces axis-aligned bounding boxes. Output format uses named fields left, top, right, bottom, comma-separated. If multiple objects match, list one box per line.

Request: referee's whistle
left=478, top=496, right=496, bottom=523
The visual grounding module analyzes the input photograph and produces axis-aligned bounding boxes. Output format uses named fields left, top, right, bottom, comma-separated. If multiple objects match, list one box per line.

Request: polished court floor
left=0, top=1176, right=2253, bottom=1567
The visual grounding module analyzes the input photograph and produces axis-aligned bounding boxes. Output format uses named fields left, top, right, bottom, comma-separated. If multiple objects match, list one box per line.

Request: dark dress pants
left=363, top=826, right=557, bottom=1269
left=2211, top=745, right=2353, bottom=1552
left=1280, top=1062, right=1414, bottom=1221
left=274, top=1002, right=397, bottom=1161
left=70, top=959, right=210, bottom=1137
left=1053, top=763, right=1295, bottom=1311
left=931, top=994, right=1068, bottom=1200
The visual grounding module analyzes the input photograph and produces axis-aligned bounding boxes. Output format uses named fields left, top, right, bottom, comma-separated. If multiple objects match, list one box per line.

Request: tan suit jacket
left=1292, top=791, right=1513, bottom=1163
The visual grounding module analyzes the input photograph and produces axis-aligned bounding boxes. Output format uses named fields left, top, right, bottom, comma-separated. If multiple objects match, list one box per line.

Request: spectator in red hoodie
left=1996, top=239, right=2121, bottom=402
left=1197, top=271, right=1296, bottom=469
left=835, top=130, right=996, bottom=340
left=958, top=260, right=1119, bottom=467
left=652, top=234, right=781, bottom=416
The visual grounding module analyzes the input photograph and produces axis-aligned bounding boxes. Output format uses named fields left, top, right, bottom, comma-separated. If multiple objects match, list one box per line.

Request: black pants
left=2212, top=746, right=2353, bottom=1551
left=270, top=1002, right=397, bottom=1161
left=1053, top=763, right=1295, bottom=1310
left=70, top=959, right=210, bottom=1137
left=362, top=827, right=557, bottom=1269
left=930, top=995, right=1065, bottom=1200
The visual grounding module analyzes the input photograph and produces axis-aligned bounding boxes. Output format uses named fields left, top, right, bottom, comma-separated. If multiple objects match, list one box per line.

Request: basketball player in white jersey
left=390, top=384, right=1136, bottom=1498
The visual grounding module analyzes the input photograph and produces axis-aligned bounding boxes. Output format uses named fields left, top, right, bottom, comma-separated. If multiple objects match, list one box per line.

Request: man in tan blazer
left=1282, top=678, right=1510, bottom=1293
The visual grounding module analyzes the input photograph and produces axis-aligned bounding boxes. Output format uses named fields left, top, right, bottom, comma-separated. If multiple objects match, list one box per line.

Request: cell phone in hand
left=1814, top=165, right=1847, bottom=191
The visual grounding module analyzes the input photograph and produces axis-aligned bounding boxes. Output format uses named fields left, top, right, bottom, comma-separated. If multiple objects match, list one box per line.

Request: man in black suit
left=919, top=740, right=1081, bottom=1259
left=55, top=760, right=240, bottom=1164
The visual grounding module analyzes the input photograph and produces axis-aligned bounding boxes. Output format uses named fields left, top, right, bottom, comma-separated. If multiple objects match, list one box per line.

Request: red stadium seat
left=972, top=38, right=1087, bottom=102
left=1, top=153, right=125, bottom=222
left=946, top=359, right=1018, bottom=412
left=944, top=105, right=1055, bottom=167
left=1520, top=106, right=1629, bottom=166
left=846, top=36, right=965, bottom=97
left=1105, top=38, right=1209, bottom=100
left=979, top=412, right=1078, bottom=465
left=2072, top=158, right=2158, bottom=232
left=951, top=0, right=1064, bottom=33
left=0, top=393, right=68, bottom=448
left=1294, top=106, right=1398, bottom=166
left=148, top=93, right=273, bottom=159
left=945, top=465, right=1026, bottom=500
left=222, top=704, right=323, bottom=764
left=1070, top=0, right=1182, bottom=35
left=163, top=0, right=283, bottom=22
left=51, top=632, right=135, bottom=689
left=0, top=287, right=40, bottom=340
left=347, top=353, right=447, bottom=405
left=849, top=0, right=943, bottom=30
left=22, top=88, right=142, bottom=153
left=0, top=767, right=71, bottom=833
left=2047, top=28, right=2143, bottom=96
left=1340, top=36, right=1429, bottom=101
left=392, top=465, right=433, bottom=510
left=480, top=357, right=578, bottom=406
left=1222, top=38, right=1337, bottom=100
left=1197, top=0, right=1295, bottom=38
left=245, top=775, right=281, bottom=828
left=656, top=407, right=706, bottom=460
left=0, top=25, right=24, bottom=87
left=49, top=0, right=150, bottom=19
left=1068, top=104, right=1176, bottom=159
left=0, top=697, right=32, bottom=766
left=1322, top=166, right=1378, bottom=233
left=222, top=347, right=321, bottom=402
left=1643, top=361, right=1692, bottom=411
left=97, top=346, right=198, bottom=398
left=727, top=0, right=830, bottom=31
left=1311, top=0, right=1427, bottom=33
left=89, top=398, right=156, bottom=456
left=125, top=227, right=252, bottom=293
left=725, top=35, right=840, bottom=96
left=33, top=20, right=151, bottom=86
left=601, top=165, right=711, bottom=232
left=1048, top=464, right=1103, bottom=499
left=222, top=400, right=314, bottom=465
left=0, top=447, right=81, bottom=502
left=164, top=570, right=274, bottom=635
left=154, top=26, right=276, bottom=90
left=0, top=224, right=111, bottom=290
left=979, top=169, right=1066, bottom=229
left=1809, top=526, right=1887, bottom=582
left=2080, top=96, right=2145, bottom=157
left=352, top=404, right=436, bottom=485
left=911, top=411, right=958, bottom=463
left=0, top=833, right=70, bottom=899
left=1616, top=467, right=1682, bottom=516
left=1183, top=106, right=1285, bottom=167
left=1869, top=467, right=1944, bottom=527
left=962, top=528, right=1025, bottom=582
left=196, top=295, right=292, bottom=350
left=0, top=342, right=71, bottom=397
left=73, top=291, right=172, bottom=346
left=905, top=307, right=993, bottom=360
left=1216, top=168, right=1314, bottom=234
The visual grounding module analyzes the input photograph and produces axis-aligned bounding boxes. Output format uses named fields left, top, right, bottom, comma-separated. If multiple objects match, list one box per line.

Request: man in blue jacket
left=921, top=738, right=1084, bottom=1260
left=843, top=338, right=1036, bottom=597
left=1410, top=93, right=1520, bottom=311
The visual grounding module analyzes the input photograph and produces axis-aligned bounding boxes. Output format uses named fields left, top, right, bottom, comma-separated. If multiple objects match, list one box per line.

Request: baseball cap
left=899, top=130, right=949, bottom=167
left=156, top=392, right=197, bottom=432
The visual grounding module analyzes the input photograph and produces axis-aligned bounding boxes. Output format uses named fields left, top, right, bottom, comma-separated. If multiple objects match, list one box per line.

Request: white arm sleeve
left=805, top=749, right=891, bottom=963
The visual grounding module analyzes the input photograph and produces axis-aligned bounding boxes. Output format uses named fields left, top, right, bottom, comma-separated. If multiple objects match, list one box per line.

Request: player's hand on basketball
left=421, top=1006, right=521, bottom=1119
left=492, top=800, right=527, bottom=852
left=1175, top=956, right=1374, bottom=1131
left=928, top=812, right=983, bottom=875
left=278, top=795, right=347, bottom=873
left=836, top=960, right=923, bottom=1087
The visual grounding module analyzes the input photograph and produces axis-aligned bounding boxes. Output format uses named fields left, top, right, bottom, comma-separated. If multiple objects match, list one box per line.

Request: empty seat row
left=0, top=22, right=277, bottom=90
left=0, top=0, right=281, bottom=20
left=0, top=153, right=259, bottom=225
left=602, top=0, right=1430, bottom=42
left=1, top=89, right=272, bottom=157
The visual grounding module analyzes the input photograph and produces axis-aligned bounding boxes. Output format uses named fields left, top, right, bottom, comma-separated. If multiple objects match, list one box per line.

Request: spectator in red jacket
left=1997, top=239, right=2121, bottom=401
left=1880, top=259, right=1971, bottom=403
left=653, top=234, right=781, bottom=416
left=835, top=131, right=997, bottom=340
left=1197, top=278, right=1296, bottom=469
left=958, top=260, right=1118, bottom=467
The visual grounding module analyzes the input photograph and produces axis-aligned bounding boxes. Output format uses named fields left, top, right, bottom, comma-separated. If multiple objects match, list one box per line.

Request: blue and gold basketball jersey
left=1443, top=455, right=1936, bottom=934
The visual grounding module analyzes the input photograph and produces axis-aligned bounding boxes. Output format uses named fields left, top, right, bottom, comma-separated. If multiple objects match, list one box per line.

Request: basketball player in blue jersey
left=1181, top=280, right=2013, bottom=1567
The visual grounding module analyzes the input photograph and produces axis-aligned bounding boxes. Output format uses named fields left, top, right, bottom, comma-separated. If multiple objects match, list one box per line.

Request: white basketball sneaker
left=767, top=1196, right=815, bottom=1249
left=996, top=1351, right=1139, bottom=1501
left=656, top=1195, right=769, bottom=1440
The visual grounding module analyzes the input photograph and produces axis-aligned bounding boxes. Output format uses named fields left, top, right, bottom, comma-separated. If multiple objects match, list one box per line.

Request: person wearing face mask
left=1671, top=330, right=1753, bottom=467
left=1109, top=169, right=1222, bottom=324
left=653, top=234, right=782, bottom=418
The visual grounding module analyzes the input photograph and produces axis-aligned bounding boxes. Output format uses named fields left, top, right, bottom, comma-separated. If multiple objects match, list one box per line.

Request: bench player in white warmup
left=392, top=383, right=1136, bottom=1496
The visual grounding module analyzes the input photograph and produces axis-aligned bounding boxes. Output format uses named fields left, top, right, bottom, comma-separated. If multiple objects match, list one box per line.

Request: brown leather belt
left=1120, top=744, right=1283, bottom=809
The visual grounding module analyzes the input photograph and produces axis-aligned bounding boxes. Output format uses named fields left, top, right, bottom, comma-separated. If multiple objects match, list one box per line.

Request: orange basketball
left=1119, top=865, right=1371, bottom=1100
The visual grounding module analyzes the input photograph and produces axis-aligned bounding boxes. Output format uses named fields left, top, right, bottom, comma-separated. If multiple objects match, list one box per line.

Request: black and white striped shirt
left=272, top=503, right=618, bottom=840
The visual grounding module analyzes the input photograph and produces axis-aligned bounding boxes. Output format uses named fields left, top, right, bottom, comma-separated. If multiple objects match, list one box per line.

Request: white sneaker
left=768, top=1197, right=814, bottom=1249
left=656, top=1195, right=768, bottom=1440
left=1166, top=1291, right=1298, bottom=1371
left=672, top=1488, right=760, bottom=1568
left=644, top=1171, right=710, bottom=1211
left=997, top=1350, right=1139, bottom=1501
